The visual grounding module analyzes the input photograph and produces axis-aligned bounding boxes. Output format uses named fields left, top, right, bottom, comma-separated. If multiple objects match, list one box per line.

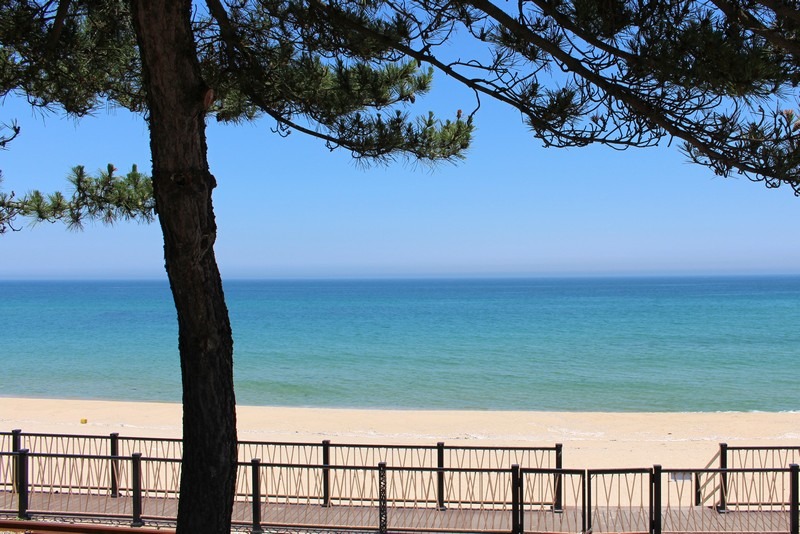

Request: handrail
left=727, top=445, right=800, bottom=451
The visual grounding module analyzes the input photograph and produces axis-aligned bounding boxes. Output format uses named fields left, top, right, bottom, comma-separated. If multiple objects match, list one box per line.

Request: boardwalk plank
left=1, top=490, right=797, bottom=533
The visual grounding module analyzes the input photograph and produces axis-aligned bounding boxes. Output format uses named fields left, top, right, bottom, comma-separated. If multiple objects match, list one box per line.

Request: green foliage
left=0, top=0, right=144, bottom=114
left=568, top=0, right=633, bottom=39
left=631, top=6, right=792, bottom=96
left=349, top=0, right=800, bottom=192
left=2, top=0, right=472, bottom=171
left=197, top=0, right=473, bottom=162
left=2, top=0, right=799, bottom=194
left=0, top=163, right=154, bottom=234
left=684, top=107, right=800, bottom=188
left=1, top=0, right=476, bottom=236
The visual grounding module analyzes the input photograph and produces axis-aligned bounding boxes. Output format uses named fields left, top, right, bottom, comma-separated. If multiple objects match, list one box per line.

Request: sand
left=1, top=397, right=798, bottom=469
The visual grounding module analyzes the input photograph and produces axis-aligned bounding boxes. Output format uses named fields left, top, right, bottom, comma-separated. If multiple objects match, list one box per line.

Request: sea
left=2, top=276, right=799, bottom=412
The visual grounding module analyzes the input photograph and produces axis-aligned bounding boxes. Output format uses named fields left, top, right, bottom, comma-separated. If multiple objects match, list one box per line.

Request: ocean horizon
left=3, top=275, right=799, bottom=413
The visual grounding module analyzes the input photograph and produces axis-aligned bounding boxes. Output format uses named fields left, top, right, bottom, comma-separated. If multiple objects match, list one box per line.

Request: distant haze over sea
left=4, top=276, right=799, bottom=412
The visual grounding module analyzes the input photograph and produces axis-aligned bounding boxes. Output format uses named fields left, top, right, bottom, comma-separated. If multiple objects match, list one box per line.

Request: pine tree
left=1, top=1, right=470, bottom=532
left=1, top=1, right=798, bottom=532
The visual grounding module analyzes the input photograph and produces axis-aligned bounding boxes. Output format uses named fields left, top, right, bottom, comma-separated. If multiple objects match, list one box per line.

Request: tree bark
left=129, top=1, right=237, bottom=532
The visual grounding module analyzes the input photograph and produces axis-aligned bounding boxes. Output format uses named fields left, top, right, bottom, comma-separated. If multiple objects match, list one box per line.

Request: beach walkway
left=2, top=431, right=799, bottom=533
left=1, top=489, right=797, bottom=534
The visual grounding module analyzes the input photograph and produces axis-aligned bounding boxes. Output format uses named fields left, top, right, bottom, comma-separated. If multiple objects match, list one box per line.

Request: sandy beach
left=1, top=397, right=798, bottom=469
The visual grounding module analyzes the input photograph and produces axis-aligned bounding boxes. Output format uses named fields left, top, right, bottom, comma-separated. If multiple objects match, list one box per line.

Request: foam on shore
left=1, top=397, right=798, bottom=468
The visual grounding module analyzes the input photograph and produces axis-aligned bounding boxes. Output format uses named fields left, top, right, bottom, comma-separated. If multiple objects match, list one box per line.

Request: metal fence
left=2, top=432, right=800, bottom=534
left=2, top=430, right=562, bottom=470
left=660, top=466, right=798, bottom=534
left=722, top=443, right=800, bottom=470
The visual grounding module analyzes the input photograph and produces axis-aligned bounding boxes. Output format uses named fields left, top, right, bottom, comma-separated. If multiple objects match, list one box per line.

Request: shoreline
left=2, top=397, right=799, bottom=469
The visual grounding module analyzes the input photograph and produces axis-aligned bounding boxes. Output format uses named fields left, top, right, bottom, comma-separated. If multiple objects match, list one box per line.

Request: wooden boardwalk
left=1, top=490, right=795, bottom=533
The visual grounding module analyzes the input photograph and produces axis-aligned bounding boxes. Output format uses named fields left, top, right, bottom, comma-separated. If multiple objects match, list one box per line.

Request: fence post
left=16, top=448, right=30, bottom=520
left=586, top=471, right=593, bottom=534
left=554, top=443, right=563, bottom=513
left=131, top=453, right=144, bottom=527
left=718, top=443, right=728, bottom=512
left=437, top=441, right=446, bottom=510
left=11, top=429, right=21, bottom=452
left=322, top=439, right=330, bottom=507
left=110, top=433, right=120, bottom=497
left=378, top=462, right=387, bottom=534
left=581, top=470, right=587, bottom=534
left=790, top=463, right=798, bottom=534
left=652, top=465, right=662, bottom=534
left=11, top=429, right=21, bottom=493
left=511, top=464, right=520, bottom=534
left=251, top=458, right=263, bottom=534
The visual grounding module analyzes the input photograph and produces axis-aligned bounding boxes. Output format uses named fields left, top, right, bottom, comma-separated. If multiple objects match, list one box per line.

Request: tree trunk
left=129, top=1, right=238, bottom=532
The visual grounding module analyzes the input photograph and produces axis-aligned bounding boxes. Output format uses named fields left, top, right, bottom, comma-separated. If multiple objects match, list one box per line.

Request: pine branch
left=0, top=164, right=155, bottom=235
left=202, top=0, right=473, bottom=163
left=0, top=121, right=22, bottom=149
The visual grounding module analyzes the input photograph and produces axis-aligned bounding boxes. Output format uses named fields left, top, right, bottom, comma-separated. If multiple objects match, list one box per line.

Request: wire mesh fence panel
left=384, top=466, right=514, bottom=533
left=22, top=434, right=110, bottom=457
left=239, top=441, right=321, bottom=465
left=521, top=470, right=585, bottom=534
left=257, top=498, right=377, bottom=532
left=329, top=465, right=380, bottom=507
left=0, top=452, right=15, bottom=511
left=113, top=457, right=130, bottom=496
left=331, top=444, right=437, bottom=469
left=448, top=447, right=557, bottom=471
left=385, top=466, right=438, bottom=508
left=521, top=469, right=558, bottom=510
left=233, top=462, right=253, bottom=502
left=253, top=464, right=368, bottom=530
left=727, top=468, right=792, bottom=509
left=139, top=458, right=180, bottom=521
left=662, top=469, right=706, bottom=534
left=118, top=438, right=183, bottom=461
left=444, top=468, right=511, bottom=510
left=521, top=469, right=556, bottom=510
left=662, top=468, right=793, bottom=533
left=589, top=470, right=651, bottom=533
left=262, top=464, right=324, bottom=505
left=140, top=458, right=181, bottom=499
left=729, top=447, right=800, bottom=470
left=254, top=463, right=380, bottom=532
left=26, top=453, right=131, bottom=519
left=0, top=433, right=12, bottom=454
left=27, top=453, right=113, bottom=496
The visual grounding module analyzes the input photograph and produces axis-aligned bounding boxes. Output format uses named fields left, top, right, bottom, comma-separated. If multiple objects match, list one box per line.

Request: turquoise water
left=2, top=277, right=799, bottom=412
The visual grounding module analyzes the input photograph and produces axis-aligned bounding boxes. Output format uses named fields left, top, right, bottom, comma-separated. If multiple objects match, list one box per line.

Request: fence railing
left=2, top=433, right=800, bottom=534
left=660, top=465, right=798, bottom=534
left=2, top=429, right=562, bottom=471
left=721, top=442, right=800, bottom=470
left=3, top=451, right=799, bottom=533
left=587, top=468, right=652, bottom=533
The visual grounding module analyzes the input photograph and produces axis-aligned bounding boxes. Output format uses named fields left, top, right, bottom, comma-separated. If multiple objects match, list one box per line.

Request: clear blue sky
left=2, top=75, right=799, bottom=280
